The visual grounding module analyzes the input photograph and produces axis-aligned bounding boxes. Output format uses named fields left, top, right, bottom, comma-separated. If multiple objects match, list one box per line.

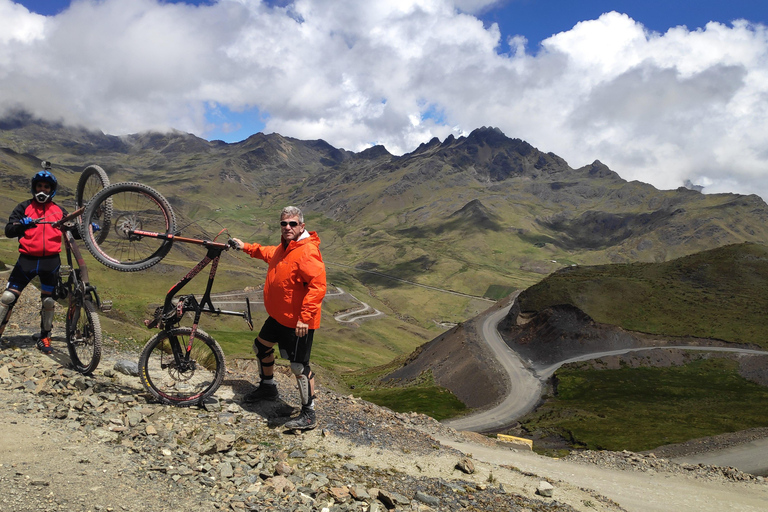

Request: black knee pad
left=253, top=338, right=275, bottom=365
left=41, top=295, right=56, bottom=332
left=291, top=362, right=314, bottom=406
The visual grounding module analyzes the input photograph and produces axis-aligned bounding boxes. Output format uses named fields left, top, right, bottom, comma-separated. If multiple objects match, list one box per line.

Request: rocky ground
left=1, top=279, right=766, bottom=512
left=0, top=280, right=609, bottom=512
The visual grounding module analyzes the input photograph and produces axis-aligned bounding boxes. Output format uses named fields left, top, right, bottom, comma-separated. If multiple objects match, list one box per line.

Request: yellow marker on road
left=497, top=434, right=533, bottom=450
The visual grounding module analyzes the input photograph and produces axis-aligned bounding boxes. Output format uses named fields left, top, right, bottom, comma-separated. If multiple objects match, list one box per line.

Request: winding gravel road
left=443, top=299, right=768, bottom=475
left=443, top=304, right=543, bottom=432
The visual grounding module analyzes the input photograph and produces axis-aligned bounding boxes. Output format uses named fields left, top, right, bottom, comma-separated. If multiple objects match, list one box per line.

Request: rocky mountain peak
left=356, top=144, right=391, bottom=160
left=580, top=160, right=621, bottom=180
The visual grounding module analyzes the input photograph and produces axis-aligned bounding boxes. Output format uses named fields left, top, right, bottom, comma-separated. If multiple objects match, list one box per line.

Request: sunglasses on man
left=280, top=221, right=300, bottom=227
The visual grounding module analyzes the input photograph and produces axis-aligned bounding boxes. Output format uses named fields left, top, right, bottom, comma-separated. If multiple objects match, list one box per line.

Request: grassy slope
left=517, top=242, right=768, bottom=348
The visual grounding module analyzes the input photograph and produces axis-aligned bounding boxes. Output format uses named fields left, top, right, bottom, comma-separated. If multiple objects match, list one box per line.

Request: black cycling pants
left=6, top=254, right=61, bottom=295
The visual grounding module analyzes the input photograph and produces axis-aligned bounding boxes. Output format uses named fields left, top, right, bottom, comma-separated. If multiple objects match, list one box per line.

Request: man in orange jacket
left=231, top=206, right=326, bottom=430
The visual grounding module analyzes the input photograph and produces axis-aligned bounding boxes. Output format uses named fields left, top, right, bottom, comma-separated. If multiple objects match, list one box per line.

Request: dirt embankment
left=500, top=302, right=763, bottom=367
left=499, top=302, right=768, bottom=382
left=382, top=300, right=511, bottom=410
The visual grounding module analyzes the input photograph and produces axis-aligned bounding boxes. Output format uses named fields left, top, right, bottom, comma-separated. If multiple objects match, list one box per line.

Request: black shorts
left=258, top=316, right=315, bottom=364
left=7, top=254, right=61, bottom=294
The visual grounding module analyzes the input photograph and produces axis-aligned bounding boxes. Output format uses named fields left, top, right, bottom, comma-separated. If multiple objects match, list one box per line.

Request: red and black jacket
left=4, top=199, right=68, bottom=257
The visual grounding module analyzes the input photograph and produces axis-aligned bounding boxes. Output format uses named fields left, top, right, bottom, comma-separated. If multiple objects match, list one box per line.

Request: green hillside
left=521, top=358, right=768, bottom=453
left=516, top=242, right=768, bottom=348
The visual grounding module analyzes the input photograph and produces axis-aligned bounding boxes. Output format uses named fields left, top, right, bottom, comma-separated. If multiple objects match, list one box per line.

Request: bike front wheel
left=138, top=327, right=226, bottom=406
left=82, top=182, right=177, bottom=272
left=76, top=164, right=112, bottom=244
left=66, top=299, right=102, bottom=374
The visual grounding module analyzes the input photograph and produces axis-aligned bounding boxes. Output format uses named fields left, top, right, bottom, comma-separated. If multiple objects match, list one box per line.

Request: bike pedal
left=100, top=300, right=113, bottom=312
left=59, top=265, right=72, bottom=278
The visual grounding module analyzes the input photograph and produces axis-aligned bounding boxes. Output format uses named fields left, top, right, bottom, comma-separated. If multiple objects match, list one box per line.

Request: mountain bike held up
left=80, top=181, right=253, bottom=406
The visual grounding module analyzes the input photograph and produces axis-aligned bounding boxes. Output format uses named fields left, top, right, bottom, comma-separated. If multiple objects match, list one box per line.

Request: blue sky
left=3, top=0, right=768, bottom=199
left=483, top=1, right=767, bottom=54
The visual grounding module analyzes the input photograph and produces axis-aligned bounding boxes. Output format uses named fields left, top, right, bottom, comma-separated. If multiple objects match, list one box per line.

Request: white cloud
left=0, top=1, right=46, bottom=44
left=1, top=1, right=768, bottom=200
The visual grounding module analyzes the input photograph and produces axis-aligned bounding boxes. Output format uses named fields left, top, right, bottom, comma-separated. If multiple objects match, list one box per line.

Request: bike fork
left=67, top=303, right=80, bottom=344
left=167, top=332, right=192, bottom=369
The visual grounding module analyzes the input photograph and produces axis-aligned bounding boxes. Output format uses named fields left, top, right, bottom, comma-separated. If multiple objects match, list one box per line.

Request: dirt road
left=443, top=304, right=542, bottom=432
left=438, top=437, right=768, bottom=512
left=673, top=438, right=768, bottom=477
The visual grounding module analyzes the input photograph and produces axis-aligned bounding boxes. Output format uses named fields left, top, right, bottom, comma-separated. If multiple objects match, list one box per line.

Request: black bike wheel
left=82, top=182, right=177, bottom=272
left=66, top=299, right=102, bottom=374
left=138, top=327, right=225, bottom=406
left=75, top=164, right=112, bottom=244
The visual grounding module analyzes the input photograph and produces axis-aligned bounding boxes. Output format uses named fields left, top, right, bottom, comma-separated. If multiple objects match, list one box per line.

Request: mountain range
left=3, top=112, right=767, bottom=294
left=3, top=111, right=768, bottom=409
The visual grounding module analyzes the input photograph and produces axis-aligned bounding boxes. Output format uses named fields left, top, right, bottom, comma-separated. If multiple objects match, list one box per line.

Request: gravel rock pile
left=0, top=340, right=583, bottom=512
left=564, top=449, right=765, bottom=484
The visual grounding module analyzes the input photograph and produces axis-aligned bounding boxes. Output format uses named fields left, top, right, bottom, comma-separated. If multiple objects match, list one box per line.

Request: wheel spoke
left=82, top=183, right=176, bottom=272
left=139, top=328, right=224, bottom=406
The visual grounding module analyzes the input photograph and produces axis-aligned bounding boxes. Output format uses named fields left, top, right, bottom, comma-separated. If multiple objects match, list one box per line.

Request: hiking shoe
left=284, top=407, right=317, bottom=430
left=243, top=383, right=279, bottom=402
left=36, top=336, right=53, bottom=354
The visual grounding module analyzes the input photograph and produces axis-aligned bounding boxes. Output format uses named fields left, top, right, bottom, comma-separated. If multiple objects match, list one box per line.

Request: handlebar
left=32, top=206, right=86, bottom=228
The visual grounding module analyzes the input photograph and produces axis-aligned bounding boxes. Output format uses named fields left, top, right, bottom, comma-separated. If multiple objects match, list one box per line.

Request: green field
left=341, top=362, right=468, bottom=420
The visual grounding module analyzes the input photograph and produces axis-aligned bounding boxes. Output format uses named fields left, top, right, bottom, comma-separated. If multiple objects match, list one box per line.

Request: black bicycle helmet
left=31, top=162, right=58, bottom=203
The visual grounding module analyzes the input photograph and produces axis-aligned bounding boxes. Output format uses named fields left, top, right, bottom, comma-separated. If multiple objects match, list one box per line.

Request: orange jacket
left=242, top=231, right=326, bottom=329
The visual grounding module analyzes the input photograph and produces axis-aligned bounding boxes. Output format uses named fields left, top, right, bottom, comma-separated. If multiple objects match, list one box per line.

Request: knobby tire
left=66, top=299, right=102, bottom=374
left=138, top=327, right=226, bottom=407
left=81, top=182, right=177, bottom=272
left=75, top=164, right=112, bottom=243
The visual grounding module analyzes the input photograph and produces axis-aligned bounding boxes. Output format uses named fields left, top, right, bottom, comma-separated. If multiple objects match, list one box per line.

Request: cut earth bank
left=1, top=286, right=768, bottom=512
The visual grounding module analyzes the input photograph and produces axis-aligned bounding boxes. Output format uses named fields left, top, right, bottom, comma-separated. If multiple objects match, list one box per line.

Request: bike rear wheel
left=138, top=327, right=226, bottom=406
left=66, top=299, right=102, bottom=374
left=76, top=164, right=112, bottom=243
left=82, top=182, right=177, bottom=272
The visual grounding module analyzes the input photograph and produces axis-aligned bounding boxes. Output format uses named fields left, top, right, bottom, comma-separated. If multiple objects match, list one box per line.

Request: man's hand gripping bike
left=79, top=182, right=253, bottom=406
